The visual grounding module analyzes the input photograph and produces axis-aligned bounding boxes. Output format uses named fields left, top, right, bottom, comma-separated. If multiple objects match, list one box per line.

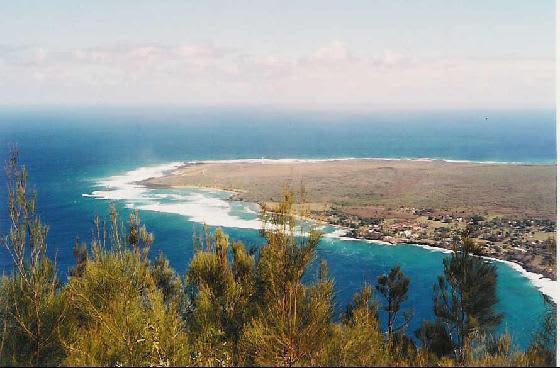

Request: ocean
left=0, top=107, right=556, bottom=348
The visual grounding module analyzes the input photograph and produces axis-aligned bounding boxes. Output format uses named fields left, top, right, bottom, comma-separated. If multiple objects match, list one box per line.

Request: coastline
left=181, top=157, right=556, bottom=166
left=323, top=225, right=558, bottom=304
left=86, top=159, right=558, bottom=303
left=138, top=156, right=556, bottom=200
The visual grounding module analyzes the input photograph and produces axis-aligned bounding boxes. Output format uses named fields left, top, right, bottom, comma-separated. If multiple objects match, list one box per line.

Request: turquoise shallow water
left=0, top=107, right=555, bottom=348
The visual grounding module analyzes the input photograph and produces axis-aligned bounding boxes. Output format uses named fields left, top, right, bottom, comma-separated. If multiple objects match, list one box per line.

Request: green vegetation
left=0, top=152, right=556, bottom=366
left=376, top=265, right=411, bottom=337
left=417, top=237, right=503, bottom=361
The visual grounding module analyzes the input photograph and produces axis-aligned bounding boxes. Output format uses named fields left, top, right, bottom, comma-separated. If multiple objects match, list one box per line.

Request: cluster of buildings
left=319, top=208, right=556, bottom=279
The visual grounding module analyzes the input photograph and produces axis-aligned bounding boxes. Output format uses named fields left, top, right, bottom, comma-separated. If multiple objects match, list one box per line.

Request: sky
left=0, top=0, right=555, bottom=109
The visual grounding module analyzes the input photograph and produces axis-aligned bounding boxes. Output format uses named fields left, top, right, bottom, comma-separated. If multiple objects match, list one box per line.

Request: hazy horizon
left=0, top=1, right=555, bottom=109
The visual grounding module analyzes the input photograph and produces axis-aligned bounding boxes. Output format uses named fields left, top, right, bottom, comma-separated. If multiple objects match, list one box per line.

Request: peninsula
left=141, top=159, right=557, bottom=279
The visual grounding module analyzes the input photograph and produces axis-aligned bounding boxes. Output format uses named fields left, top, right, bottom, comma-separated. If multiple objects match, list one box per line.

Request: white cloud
left=0, top=42, right=554, bottom=108
left=308, top=40, right=352, bottom=62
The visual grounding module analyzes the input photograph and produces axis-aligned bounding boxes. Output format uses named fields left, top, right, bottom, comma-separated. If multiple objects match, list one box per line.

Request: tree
left=526, top=295, right=557, bottom=366
left=62, top=209, right=189, bottom=366
left=331, top=284, right=388, bottom=366
left=0, top=149, right=68, bottom=366
left=69, top=237, right=88, bottom=278
left=185, top=227, right=256, bottom=366
left=415, top=320, right=454, bottom=358
left=150, top=252, right=182, bottom=305
left=422, top=236, right=503, bottom=361
left=237, top=190, right=334, bottom=366
left=375, top=265, right=411, bottom=336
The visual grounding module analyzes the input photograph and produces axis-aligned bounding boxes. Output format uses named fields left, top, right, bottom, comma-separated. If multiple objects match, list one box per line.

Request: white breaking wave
left=134, top=195, right=262, bottom=230
left=83, top=162, right=184, bottom=201
left=485, top=257, right=559, bottom=304
left=186, top=157, right=550, bottom=166
left=83, top=162, right=263, bottom=230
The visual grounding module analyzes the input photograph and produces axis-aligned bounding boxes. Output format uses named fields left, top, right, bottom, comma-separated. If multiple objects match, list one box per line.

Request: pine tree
left=237, top=190, right=334, bottom=366
left=0, top=149, right=68, bottom=366
left=150, top=252, right=182, bottom=305
left=420, top=236, right=503, bottom=361
left=330, top=284, right=389, bottom=366
left=376, top=265, right=411, bottom=336
left=62, top=209, right=189, bottom=366
left=185, top=227, right=256, bottom=366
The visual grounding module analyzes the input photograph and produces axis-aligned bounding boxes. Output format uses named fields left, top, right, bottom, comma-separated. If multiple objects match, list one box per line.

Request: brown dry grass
left=142, top=160, right=556, bottom=220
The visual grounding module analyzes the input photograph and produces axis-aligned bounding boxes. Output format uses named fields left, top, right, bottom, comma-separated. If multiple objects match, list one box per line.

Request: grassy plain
left=142, top=159, right=556, bottom=220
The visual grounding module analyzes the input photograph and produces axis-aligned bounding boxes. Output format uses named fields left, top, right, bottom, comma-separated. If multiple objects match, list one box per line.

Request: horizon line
left=0, top=103, right=555, bottom=113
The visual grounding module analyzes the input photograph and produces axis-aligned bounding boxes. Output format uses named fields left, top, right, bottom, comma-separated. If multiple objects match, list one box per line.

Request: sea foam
left=83, top=162, right=263, bottom=230
left=185, top=157, right=546, bottom=166
left=83, top=162, right=184, bottom=201
left=134, top=196, right=262, bottom=230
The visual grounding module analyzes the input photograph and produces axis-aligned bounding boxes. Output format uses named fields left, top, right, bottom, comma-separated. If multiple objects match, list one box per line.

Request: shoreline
left=178, top=156, right=556, bottom=167
left=323, top=224, right=558, bottom=304
left=88, top=160, right=557, bottom=303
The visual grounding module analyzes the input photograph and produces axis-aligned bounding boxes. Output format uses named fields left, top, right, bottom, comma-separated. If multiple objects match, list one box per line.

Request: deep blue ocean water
left=0, top=107, right=556, bottom=348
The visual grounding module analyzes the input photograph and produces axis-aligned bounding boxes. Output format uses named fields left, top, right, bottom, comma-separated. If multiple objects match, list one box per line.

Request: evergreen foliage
left=417, top=236, right=504, bottom=361
left=0, top=150, right=67, bottom=366
left=238, top=191, right=333, bottom=366
left=376, top=264, right=411, bottom=336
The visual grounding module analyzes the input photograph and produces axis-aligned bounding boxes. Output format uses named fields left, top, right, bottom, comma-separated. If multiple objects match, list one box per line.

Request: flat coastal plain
left=142, top=159, right=556, bottom=220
